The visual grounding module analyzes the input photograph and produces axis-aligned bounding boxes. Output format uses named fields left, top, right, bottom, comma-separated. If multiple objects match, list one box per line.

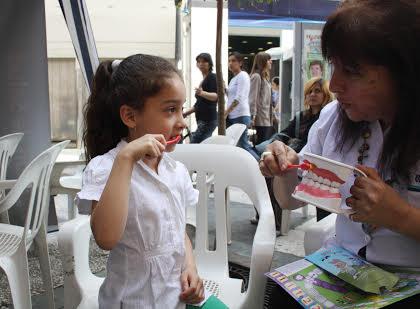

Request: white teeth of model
left=307, top=171, right=314, bottom=179
left=312, top=173, right=319, bottom=182
left=323, top=178, right=331, bottom=186
left=301, top=177, right=309, bottom=184
left=302, top=170, right=308, bottom=178
left=314, top=182, right=321, bottom=188
left=330, top=187, right=339, bottom=194
left=331, top=181, right=340, bottom=188
left=320, top=184, right=329, bottom=191
left=308, top=179, right=315, bottom=186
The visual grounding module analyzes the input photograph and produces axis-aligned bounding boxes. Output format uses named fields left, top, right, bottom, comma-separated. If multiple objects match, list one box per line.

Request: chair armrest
left=58, top=215, right=93, bottom=279
left=0, top=179, right=17, bottom=190
left=303, top=213, right=337, bottom=255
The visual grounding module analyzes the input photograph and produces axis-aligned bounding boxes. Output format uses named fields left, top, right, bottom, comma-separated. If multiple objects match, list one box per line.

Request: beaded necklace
left=354, top=124, right=371, bottom=177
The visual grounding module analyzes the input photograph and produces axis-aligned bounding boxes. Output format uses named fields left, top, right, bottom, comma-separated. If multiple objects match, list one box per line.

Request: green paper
left=186, top=295, right=229, bottom=309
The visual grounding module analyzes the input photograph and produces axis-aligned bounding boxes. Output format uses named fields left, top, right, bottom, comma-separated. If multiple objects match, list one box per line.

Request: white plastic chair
left=0, top=132, right=24, bottom=223
left=303, top=213, right=337, bottom=255
left=58, top=144, right=276, bottom=309
left=201, top=134, right=235, bottom=145
left=0, top=140, right=69, bottom=309
left=226, top=123, right=247, bottom=146
left=279, top=205, right=309, bottom=236
left=172, top=144, right=276, bottom=308
left=50, top=149, right=85, bottom=220
left=194, top=134, right=236, bottom=244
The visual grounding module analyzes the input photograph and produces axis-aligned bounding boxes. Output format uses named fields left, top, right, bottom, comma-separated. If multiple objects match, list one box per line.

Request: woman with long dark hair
left=261, top=1, right=420, bottom=305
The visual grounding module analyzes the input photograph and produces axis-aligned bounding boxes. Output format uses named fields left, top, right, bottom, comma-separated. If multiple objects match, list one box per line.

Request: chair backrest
left=226, top=123, right=247, bottom=146
left=171, top=144, right=274, bottom=278
left=201, top=135, right=235, bottom=145
left=0, top=133, right=24, bottom=181
left=0, top=141, right=69, bottom=245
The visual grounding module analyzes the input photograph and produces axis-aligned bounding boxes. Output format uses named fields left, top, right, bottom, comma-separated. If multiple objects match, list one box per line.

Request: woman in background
left=249, top=52, right=273, bottom=145
left=225, top=52, right=259, bottom=160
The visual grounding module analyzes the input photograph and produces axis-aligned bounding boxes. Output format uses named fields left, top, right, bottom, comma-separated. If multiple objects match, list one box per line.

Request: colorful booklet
left=186, top=290, right=229, bottom=309
left=305, top=245, right=399, bottom=294
left=266, top=247, right=420, bottom=308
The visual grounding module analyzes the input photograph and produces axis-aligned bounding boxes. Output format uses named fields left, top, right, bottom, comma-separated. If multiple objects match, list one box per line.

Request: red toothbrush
left=166, top=135, right=181, bottom=145
left=287, top=160, right=316, bottom=170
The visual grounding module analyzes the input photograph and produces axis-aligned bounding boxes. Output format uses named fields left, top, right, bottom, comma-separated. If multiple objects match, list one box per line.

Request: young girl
left=76, top=54, right=204, bottom=308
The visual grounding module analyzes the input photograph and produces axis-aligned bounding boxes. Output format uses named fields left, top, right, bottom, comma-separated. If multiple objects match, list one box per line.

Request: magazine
left=266, top=253, right=420, bottom=308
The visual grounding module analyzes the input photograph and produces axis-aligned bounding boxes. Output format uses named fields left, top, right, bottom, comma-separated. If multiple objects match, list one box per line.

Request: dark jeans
left=267, top=277, right=420, bottom=308
left=190, top=120, right=217, bottom=144
left=254, top=126, right=274, bottom=146
left=227, top=116, right=259, bottom=161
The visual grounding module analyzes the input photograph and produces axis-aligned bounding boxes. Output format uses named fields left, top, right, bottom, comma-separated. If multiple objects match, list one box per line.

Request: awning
left=59, top=0, right=99, bottom=93
left=229, top=0, right=339, bottom=22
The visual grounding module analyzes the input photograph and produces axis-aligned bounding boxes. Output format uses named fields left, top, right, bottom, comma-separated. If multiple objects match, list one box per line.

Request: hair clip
left=111, top=59, right=122, bottom=71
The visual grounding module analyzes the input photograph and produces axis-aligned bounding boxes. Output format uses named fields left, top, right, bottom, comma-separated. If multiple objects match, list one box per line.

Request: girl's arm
left=180, top=233, right=204, bottom=303
left=91, top=134, right=165, bottom=250
left=90, top=152, right=134, bottom=250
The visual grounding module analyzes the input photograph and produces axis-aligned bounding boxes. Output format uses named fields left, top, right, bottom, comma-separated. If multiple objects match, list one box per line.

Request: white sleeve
left=75, top=156, right=113, bottom=215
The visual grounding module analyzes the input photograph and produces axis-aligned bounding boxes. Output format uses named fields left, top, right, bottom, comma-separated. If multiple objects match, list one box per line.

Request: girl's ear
left=120, top=105, right=137, bottom=128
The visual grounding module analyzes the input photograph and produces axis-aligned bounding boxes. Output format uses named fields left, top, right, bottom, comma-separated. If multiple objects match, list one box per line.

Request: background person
left=225, top=52, right=259, bottom=160
left=183, top=53, right=218, bottom=143
left=249, top=52, right=273, bottom=145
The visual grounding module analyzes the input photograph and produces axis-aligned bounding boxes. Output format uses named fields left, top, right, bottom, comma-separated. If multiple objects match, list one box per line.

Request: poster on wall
left=302, top=29, right=328, bottom=83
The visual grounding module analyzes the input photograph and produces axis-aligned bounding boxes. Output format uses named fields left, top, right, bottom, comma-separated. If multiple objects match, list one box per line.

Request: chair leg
left=302, top=205, right=309, bottom=218
left=280, top=209, right=291, bottom=236
left=0, top=210, right=10, bottom=224
left=34, top=226, right=55, bottom=309
left=67, top=193, right=77, bottom=220
left=225, top=188, right=232, bottom=245
left=0, top=247, right=32, bottom=309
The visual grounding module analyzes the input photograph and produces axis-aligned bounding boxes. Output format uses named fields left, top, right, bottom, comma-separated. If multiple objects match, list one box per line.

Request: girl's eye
left=167, top=107, right=176, bottom=113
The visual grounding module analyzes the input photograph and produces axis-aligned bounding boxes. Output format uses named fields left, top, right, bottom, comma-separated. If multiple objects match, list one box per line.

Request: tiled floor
left=7, top=188, right=316, bottom=308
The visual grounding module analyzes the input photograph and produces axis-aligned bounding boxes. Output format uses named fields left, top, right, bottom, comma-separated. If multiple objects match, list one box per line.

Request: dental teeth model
left=291, top=153, right=366, bottom=214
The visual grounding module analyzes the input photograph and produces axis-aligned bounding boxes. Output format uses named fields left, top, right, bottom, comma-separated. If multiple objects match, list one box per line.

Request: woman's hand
left=120, top=134, right=166, bottom=163
left=259, top=141, right=299, bottom=177
left=179, top=265, right=205, bottom=304
left=346, top=165, right=409, bottom=228
left=195, top=87, right=203, bottom=97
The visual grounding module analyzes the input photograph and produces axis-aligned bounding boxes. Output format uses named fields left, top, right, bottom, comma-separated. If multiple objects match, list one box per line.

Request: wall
left=0, top=0, right=51, bottom=224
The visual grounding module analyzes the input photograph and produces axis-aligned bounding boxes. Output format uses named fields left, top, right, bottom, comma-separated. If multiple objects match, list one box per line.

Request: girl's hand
left=259, top=141, right=299, bottom=177
left=120, top=134, right=166, bottom=163
left=346, top=165, right=407, bottom=228
left=179, top=266, right=204, bottom=304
